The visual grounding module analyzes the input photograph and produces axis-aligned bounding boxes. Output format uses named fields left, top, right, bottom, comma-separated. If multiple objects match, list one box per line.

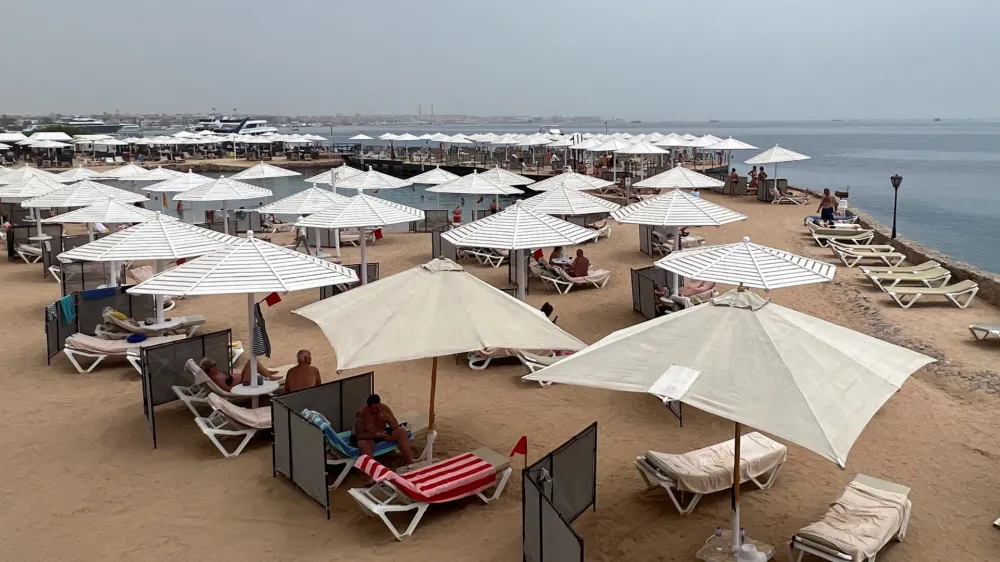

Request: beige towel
left=207, top=394, right=271, bottom=429
left=644, top=432, right=786, bottom=495
left=66, top=333, right=186, bottom=355
left=797, top=481, right=909, bottom=562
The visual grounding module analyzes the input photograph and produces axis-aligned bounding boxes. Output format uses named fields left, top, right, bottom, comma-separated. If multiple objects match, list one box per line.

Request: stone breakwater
left=792, top=187, right=1000, bottom=308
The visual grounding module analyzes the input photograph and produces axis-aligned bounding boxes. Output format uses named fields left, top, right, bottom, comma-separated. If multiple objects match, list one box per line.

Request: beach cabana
left=525, top=289, right=935, bottom=555
left=173, top=176, right=273, bottom=234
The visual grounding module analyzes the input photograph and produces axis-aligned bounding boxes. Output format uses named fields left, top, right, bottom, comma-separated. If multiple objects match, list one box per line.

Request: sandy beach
left=2, top=192, right=999, bottom=561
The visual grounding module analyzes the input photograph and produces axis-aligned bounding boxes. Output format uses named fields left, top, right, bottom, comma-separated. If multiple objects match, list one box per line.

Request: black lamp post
left=604, top=121, right=608, bottom=134
left=890, top=174, right=902, bottom=239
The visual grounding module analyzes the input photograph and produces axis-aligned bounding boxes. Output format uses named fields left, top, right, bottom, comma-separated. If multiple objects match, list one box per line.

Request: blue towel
left=301, top=409, right=407, bottom=458
left=81, top=287, right=117, bottom=300
left=58, top=295, right=76, bottom=324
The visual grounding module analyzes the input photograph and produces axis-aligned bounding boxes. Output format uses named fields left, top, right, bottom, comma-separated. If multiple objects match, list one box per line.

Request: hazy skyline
left=2, top=0, right=997, bottom=120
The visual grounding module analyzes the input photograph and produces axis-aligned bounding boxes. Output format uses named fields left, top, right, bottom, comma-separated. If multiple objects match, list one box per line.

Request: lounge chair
left=805, top=220, right=864, bottom=233
left=173, top=359, right=289, bottom=416
left=587, top=220, right=612, bottom=241
left=338, top=230, right=376, bottom=247
left=127, top=266, right=177, bottom=310
left=652, top=230, right=705, bottom=255
left=634, top=432, right=786, bottom=515
left=62, top=333, right=187, bottom=374
left=302, top=409, right=430, bottom=488
left=15, top=243, right=43, bottom=264
left=789, top=474, right=911, bottom=562
left=469, top=347, right=558, bottom=370
left=94, top=307, right=205, bottom=339
left=771, top=187, right=809, bottom=205
left=830, top=244, right=906, bottom=268
left=460, top=247, right=505, bottom=268
left=514, top=350, right=567, bottom=387
left=859, top=261, right=940, bottom=275
left=349, top=447, right=513, bottom=540
left=804, top=215, right=859, bottom=226
left=884, top=280, right=979, bottom=309
left=969, top=323, right=1000, bottom=341
left=812, top=230, right=875, bottom=247
left=114, top=156, right=125, bottom=165
left=668, top=286, right=718, bottom=309
left=104, top=157, right=115, bottom=165
left=541, top=266, right=611, bottom=294
left=863, top=267, right=952, bottom=291
left=195, top=394, right=272, bottom=458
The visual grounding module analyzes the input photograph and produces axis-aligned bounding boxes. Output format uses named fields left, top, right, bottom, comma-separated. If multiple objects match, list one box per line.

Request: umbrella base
left=695, top=530, right=774, bottom=561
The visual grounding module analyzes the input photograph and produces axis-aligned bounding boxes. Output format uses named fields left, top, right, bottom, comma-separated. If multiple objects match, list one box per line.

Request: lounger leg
left=64, top=350, right=106, bottom=374
left=379, top=503, right=428, bottom=541
left=205, top=428, right=256, bottom=458
left=477, top=467, right=512, bottom=503
left=889, top=292, right=920, bottom=309
left=126, top=354, right=143, bottom=375
left=665, top=486, right=702, bottom=516
left=749, top=461, right=783, bottom=490
left=949, top=288, right=979, bottom=309
left=327, top=458, right=353, bottom=489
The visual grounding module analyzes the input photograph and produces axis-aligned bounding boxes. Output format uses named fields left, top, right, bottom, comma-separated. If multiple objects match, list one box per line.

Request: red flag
left=175, top=258, right=187, bottom=265
left=532, top=249, right=543, bottom=260
left=509, top=436, right=527, bottom=457
left=264, top=292, right=282, bottom=307
left=373, top=228, right=384, bottom=241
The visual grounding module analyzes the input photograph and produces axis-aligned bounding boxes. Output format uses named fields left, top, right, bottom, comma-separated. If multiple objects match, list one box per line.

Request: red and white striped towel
left=355, top=452, right=497, bottom=504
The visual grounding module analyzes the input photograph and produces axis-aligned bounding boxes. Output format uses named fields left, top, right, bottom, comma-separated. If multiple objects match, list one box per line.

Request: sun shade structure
left=296, top=193, right=424, bottom=284
left=137, top=167, right=183, bottom=181
left=0, top=175, right=69, bottom=200
left=0, top=166, right=71, bottom=185
left=615, top=141, right=669, bottom=155
left=143, top=170, right=214, bottom=193
left=304, top=163, right=364, bottom=186
left=745, top=145, right=811, bottom=189
left=21, top=180, right=148, bottom=208
left=477, top=166, right=534, bottom=186
left=129, top=232, right=358, bottom=395
left=524, top=288, right=934, bottom=552
left=294, top=257, right=585, bottom=441
left=656, top=236, right=836, bottom=290
left=706, top=137, right=758, bottom=151
left=612, top=189, right=746, bottom=227
left=333, top=166, right=412, bottom=190
left=407, top=166, right=460, bottom=185
left=442, top=204, right=599, bottom=300
left=58, top=166, right=101, bottom=182
left=425, top=170, right=523, bottom=195
left=520, top=185, right=621, bottom=215
left=41, top=199, right=160, bottom=225
left=349, top=134, right=373, bottom=141
left=527, top=171, right=614, bottom=191
left=634, top=165, right=726, bottom=190
left=58, top=213, right=234, bottom=263
left=173, top=176, right=273, bottom=234
left=96, top=163, right=152, bottom=180
left=255, top=186, right=348, bottom=215
left=230, top=162, right=302, bottom=180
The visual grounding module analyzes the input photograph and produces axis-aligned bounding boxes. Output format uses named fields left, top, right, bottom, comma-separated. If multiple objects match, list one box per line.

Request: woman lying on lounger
left=199, top=357, right=282, bottom=391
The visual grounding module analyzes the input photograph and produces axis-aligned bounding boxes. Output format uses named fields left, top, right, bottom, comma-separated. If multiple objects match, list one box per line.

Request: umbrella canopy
left=0, top=166, right=71, bottom=185
left=230, top=162, right=302, bottom=180
left=29, top=132, right=72, bottom=142
left=745, top=145, right=810, bottom=165
left=0, top=143, right=9, bottom=150
left=30, top=140, right=72, bottom=149
left=611, top=189, right=746, bottom=227
left=520, top=185, right=621, bottom=215
left=706, top=137, right=758, bottom=151
left=255, top=186, right=349, bottom=215
left=304, top=163, right=364, bottom=185
left=395, top=133, right=420, bottom=142
left=96, top=163, right=152, bottom=180
left=58, top=166, right=101, bottom=182
left=57, top=213, right=235, bottom=263
left=407, top=166, right=460, bottom=185
left=442, top=203, right=597, bottom=250
left=656, top=236, right=836, bottom=290
left=653, top=134, right=694, bottom=148
left=378, top=133, right=399, bottom=141
left=22, top=180, right=148, bottom=208
left=173, top=176, right=272, bottom=203
left=333, top=166, right=411, bottom=190
left=295, top=193, right=424, bottom=230
left=525, top=289, right=934, bottom=467
left=41, top=199, right=160, bottom=224
left=425, top=170, right=523, bottom=195
left=0, top=175, right=67, bottom=200
left=349, top=134, right=374, bottom=141
left=527, top=172, right=614, bottom=191
left=0, top=132, right=28, bottom=143
left=615, top=141, right=669, bottom=155
left=569, top=138, right=602, bottom=150
left=143, top=170, right=213, bottom=193
left=477, top=166, right=534, bottom=186
left=293, top=257, right=585, bottom=431
left=633, top=165, right=726, bottom=189
left=138, top=167, right=185, bottom=182
left=428, top=133, right=451, bottom=142
left=591, top=138, right=632, bottom=152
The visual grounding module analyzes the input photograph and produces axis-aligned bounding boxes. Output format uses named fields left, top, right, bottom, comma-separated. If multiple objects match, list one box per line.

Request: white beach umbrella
left=417, top=134, right=434, bottom=141
left=0, top=143, right=9, bottom=150
left=293, top=257, right=585, bottom=437
left=478, top=165, right=533, bottom=186
left=425, top=170, right=523, bottom=196
left=520, top=185, right=621, bottom=215
left=230, top=162, right=301, bottom=181
left=707, top=137, right=758, bottom=151
left=96, top=163, right=151, bottom=180
left=140, top=167, right=185, bottom=181
left=634, top=164, right=726, bottom=190
left=349, top=134, right=374, bottom=141
left=428, top=133, right=451, bottom=142
left=22, top=180, right=148, bottom=208
left=653, top=134, right=693, bottom=148
left=0, top=132, right=28, bottom=143
left=745, top=145, right=811, bottom=188
left=58, top=166, right=101, bottom=182
left=304, top=163, right=364, bottom=188
left=29, top=140, right=71, bottom=149
left=616, top=141, right=669, bottom=155
left=655, top=236, right=835, bottom=290
left=0, top=165, right=71, bottom=185
left=0, top=175, right=74, bottom=240
left=173, top=176, right=273, bottom=234
left=591, top=138, right=632, bottom=181
left=296, top=192, right=424, bottom=284
left=681, top=133, right=698, bottom=141
left=143, top=170, right=213, bottom=193
left=128, top=232, right=359, bottom=392
left=524, top=288, right=933, bottom=552
left=256, top=185, right=350, bottom=256
left=378, top=133, right=399, bottom=141
left=522, top=171, right=613, bottom=191
left=41, top=198, right=161, bottom=240
left=29, top=131, right=73, bottom=142
left=395, top=133, right=419, bottom=141
left=333, top=166, right=411, bottom=190
left=569, top=137, right=601, bottom=150
left=407, top=166, right=460, bottom=185
left=442, top=204, right=598, bottom=300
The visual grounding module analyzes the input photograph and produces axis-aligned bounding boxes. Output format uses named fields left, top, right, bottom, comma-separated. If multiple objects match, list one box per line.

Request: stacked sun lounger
left=856, top=260, right=981, bottom=309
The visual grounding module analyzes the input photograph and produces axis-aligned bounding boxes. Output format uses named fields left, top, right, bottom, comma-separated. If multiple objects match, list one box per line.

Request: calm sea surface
left=135, top=120, right=1000, bottom=273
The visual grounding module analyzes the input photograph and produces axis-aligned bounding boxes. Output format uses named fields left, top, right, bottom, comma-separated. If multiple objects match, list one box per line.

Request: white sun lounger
left=541, top=267, right=611, bottom=294
left=859, top=260, right=939, bottom=275
left=515, top=350, right=564, bottom=387
left=863, top=266, right=952, bottom=291
left=634, top=432, right=786, bottom=515
left=338, top=231, right=375, bottom=247
left=969, top=323, right=1000, bottom=341
left=173, top=359, right=292, bottom=416
left=884, top=280, right=979, bottom=309
left=790, top=474, right=911, bottom=562
left=468, top=347, right=558, bottom=370
left=771, top=187, right=809, bottom=205
left=15, top=243, right=43, bottom=264
left=195, top=394, right=272, bottom=458
left=62, top=333, right=187, bottom=374
left=588, top=220, right=612, bottom=241
left=831, top=245, right=906, bottom=268
left=812, top=230, right=875, bottom=247
left=94, top=308, right=205, bottom=339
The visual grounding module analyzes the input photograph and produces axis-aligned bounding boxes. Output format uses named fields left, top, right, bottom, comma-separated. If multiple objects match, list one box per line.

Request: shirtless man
left=570, top=248, right=590, bottom=277
left=729, top=168, right=739, bottom=196
left=817, top=188, right=839, bottom=225
left=284, top=349, right=322, bottom=393
left=352, top=394, right=414, bottom=466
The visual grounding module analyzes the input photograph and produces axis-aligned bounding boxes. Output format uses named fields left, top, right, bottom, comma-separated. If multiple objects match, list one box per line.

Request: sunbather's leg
left=388, top=426, right=415, bottom=465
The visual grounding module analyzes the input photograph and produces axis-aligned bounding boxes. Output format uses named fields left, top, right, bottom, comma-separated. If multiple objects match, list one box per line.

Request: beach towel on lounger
left=208, top=394, right=271, bottom=429
left=797, top=480, right=909, bottom=562
left=302, top=409, right=413, bottom=458
left=644, top=432, right=786, bottom=495
left=355, top=450, right=501, bottom=504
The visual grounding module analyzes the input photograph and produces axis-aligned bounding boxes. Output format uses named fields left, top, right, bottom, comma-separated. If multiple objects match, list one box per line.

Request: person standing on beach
left=729, top=168, right=739, bottom=196
left=818, top=188, right=839, bottom=225
left=749, top=166, right=758, bottom=192
left=452, top=203, right=463, bottom=226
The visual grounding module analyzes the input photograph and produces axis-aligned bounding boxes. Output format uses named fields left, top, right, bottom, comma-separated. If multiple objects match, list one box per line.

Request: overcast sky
left=2, top=0, right=996, bottom=120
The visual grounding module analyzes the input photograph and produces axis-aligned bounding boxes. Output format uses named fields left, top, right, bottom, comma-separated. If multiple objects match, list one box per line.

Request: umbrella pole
left=109, top=260, right=119, bottom=287
left=222, top=200, right=229, bottom=235
left=313, top=228, right=321, bottom=256
left=731, top=421, right=742, bottom=552
left=34, top=208, right=43, bottom=239
left=155, top=260, right=165, bottom=323
left=87, top=223, right=94, bottom=242
left=517, top=249, right=527, bottom=301
left=671, top=227, right=681, bottom=296
left=359, top=228, right=368, bottom=284
left=334, top=229, right=341, bottom=257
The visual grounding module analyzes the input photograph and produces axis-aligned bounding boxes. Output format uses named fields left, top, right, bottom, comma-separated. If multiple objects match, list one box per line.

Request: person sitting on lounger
left=200, top=357, right=280, bottom=391
left=284, top=349, right=322, bottom=393
left=352, top=394, right=415, bottom=467
left=569, top=249, right=590, bottom=277
left=549, top=246, right=566, bottom=263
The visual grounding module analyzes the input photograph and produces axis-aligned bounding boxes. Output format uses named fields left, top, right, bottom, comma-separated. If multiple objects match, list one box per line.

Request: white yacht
left=118, top=123, right=141, bottom=134
left=37, top=117, right=123, bottom=134
left=194, top=116, right=277, bottom=135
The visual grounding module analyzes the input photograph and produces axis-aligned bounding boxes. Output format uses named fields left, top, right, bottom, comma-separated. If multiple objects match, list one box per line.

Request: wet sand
left=1, top=193, right=999, bottom=561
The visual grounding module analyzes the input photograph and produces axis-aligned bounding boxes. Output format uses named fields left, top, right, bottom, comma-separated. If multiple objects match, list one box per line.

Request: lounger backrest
left=184, top=358, right=229, bottom=395
left=354, top=452, right=498, bottom=503
left=128, top=265, right=155, bottom=284
left=301, top=408, right=401, bottom=458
